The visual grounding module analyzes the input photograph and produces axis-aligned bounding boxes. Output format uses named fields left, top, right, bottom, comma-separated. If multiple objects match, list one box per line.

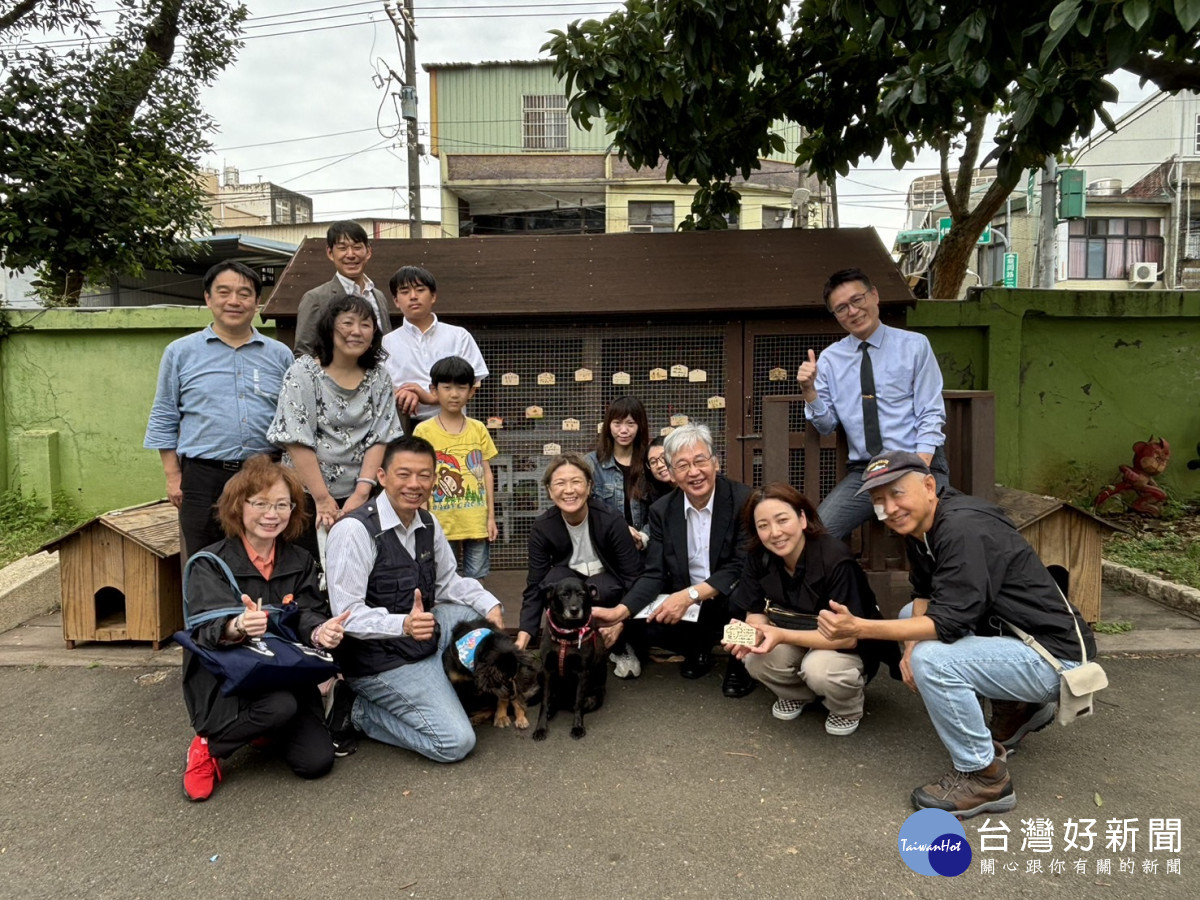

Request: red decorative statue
left=1094, top=437, right=1172, bottom=517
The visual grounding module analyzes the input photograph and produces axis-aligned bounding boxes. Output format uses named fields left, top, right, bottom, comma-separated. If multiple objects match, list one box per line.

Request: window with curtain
left=1066, top=218, right=1163, bottom=279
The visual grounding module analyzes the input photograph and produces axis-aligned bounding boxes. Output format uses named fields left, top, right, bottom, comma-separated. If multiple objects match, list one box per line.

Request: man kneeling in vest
left=325, top=435, right=505, bottom=762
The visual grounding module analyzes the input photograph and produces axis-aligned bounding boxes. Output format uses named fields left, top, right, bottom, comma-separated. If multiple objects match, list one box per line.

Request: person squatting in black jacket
left=726, top=483, right=899, bottom=736
left=181, top=456, right=351, bottom=802
left=515, top=453, right=644, bottom=662
left=818, top=451, right=1097, bottom=820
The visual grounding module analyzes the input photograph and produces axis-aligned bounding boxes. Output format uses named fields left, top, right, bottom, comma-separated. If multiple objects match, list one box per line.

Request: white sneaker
left=772, top=698, right=807, bottom=720
left=611, top=647, right=642, bottom=679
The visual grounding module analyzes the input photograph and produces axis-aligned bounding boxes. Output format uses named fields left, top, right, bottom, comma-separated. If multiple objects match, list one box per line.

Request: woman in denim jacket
left=585, top=396, right=653, bottom=550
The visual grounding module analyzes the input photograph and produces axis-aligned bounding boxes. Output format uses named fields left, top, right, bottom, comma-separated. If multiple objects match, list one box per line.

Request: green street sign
left=938, top=218, right=991, bottom=244
left=896, top=229, right=939, bottom=245
left=1003, top=252, right=1018, bottom=288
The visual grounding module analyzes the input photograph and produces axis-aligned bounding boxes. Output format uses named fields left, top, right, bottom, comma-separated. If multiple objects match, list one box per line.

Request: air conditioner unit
left=628, top=224, right=654, bottom=233
left=1128, top=262, right=1159, bottom=284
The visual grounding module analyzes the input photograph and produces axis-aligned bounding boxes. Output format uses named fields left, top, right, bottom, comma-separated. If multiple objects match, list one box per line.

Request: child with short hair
left=412, top=355, right=498, bottom=578
left=381, top=265, right=488, bottom=423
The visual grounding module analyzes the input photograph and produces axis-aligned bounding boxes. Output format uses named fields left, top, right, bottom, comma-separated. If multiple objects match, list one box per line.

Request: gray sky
left=22, top=1, right=1160, bottom=247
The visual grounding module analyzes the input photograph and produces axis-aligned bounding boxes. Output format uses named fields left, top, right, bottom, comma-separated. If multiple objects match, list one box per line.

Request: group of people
left=146, top=234, right=1097, bottom=821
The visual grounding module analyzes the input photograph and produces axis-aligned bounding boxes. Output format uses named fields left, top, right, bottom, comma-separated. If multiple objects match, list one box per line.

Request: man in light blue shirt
left=145, top=261, right=294, bottom=559
left=796, top=268, right=948, bottom=539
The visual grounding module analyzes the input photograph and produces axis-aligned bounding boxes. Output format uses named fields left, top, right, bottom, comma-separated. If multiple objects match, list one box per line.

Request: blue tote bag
left=173, top=551, right=339, bottom=697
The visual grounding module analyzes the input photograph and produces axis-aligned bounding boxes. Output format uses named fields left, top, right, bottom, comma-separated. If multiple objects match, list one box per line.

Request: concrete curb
left=1102, top=559, right=1200, bottom=619
left=0, top=551, right=60, bottom=636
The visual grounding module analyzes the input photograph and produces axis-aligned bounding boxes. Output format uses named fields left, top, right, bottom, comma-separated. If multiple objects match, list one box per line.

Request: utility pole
left=1036, top=157, right=1057, bottom=288
left=386, top=2, right=422, bottom=238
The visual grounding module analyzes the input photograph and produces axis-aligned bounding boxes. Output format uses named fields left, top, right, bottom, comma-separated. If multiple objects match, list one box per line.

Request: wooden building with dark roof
left=263, top=229, right=914, bottom=567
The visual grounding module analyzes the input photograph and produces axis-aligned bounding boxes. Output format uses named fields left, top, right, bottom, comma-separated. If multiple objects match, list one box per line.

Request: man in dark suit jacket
left=592, top=423, right=756, bottom=697
left=293, top=221, right=393, bottom=357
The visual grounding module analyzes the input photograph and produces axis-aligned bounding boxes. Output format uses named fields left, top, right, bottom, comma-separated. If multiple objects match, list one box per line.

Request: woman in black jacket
left=515, top=453, right=643, bottom=663
left=181, top=456, right=351, bottom=802
left=726, top=482, right=899, bottom=736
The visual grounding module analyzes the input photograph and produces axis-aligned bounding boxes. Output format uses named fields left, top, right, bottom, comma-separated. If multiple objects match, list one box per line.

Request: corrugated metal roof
left=262, top=228, right=913, bottom=320
left=42, top=501, right=181, bottom=557
left=190, top=234, right=300, bottom=255
left=424, top=60, right=548, bottom=71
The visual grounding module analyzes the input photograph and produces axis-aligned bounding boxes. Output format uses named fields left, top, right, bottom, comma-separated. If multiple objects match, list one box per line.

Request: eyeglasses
left=648, top=456, right=669, bottom=471
left=831, top=291, right=871, bottom=319
left=671, top=454, right=713, bottom=475
left=246, top=500, right=296, bottom=514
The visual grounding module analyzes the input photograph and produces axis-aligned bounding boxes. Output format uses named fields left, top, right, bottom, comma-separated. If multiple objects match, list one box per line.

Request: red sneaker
left=183, top=735, right=222, bottom=801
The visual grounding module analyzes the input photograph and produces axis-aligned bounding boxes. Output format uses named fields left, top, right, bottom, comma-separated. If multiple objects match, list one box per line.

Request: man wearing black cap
left=817, top=450, right=1097, bottom=818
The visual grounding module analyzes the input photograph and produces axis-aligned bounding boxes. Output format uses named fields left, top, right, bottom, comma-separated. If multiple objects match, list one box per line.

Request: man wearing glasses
left=796, top=268, right=948, bottom=539
left=145, top=261, right=293, bottom=561
left=591, top=424, right=756, bottom=698
left=293, top=221, right=393, bottom=358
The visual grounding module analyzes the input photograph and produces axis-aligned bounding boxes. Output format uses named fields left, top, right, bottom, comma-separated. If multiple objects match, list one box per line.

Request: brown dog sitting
left=442, top=618, right=542, bottom=730
left=533, top=575, right=609, bottom=741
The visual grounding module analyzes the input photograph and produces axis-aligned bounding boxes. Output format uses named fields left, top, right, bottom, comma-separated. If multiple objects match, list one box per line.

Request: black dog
left=533, top=575, right=608, bottom=741
left=443, top=619, right=542, bottom=730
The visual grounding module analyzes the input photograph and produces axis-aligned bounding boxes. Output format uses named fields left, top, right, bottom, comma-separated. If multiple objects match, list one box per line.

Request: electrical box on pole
left=1058, top=168, right=1086, bottom=220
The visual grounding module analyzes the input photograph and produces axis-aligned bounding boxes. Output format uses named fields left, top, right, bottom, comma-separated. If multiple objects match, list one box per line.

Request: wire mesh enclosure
left=468, top=320, right=727, bottom=569
left=749, top=332, right=843, bottom=434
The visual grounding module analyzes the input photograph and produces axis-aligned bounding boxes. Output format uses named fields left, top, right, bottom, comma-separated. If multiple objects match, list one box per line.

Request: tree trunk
left=928, top=163, right=1031, bottom=299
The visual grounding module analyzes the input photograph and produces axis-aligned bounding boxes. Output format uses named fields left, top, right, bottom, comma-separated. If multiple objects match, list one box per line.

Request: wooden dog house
left=993, top=487, right=1123, bottom=624
left=43, top=501, right=182, bottom=649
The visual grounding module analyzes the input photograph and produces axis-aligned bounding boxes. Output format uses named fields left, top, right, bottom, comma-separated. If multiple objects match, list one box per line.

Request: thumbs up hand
left=796, top=348, right=819, bottom=398
left=238, top=594, right=269, bottom=638
left=404, top=588, right=436, bottom=640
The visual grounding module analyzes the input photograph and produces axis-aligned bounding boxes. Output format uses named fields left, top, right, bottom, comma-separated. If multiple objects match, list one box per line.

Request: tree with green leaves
left=0, top=0, right=247, bottom=305
left=545, top=0, right=1200, bottom=298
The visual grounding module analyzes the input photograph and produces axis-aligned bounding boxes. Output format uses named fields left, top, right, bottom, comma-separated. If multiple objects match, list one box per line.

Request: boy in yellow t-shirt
left=413, top=356, right=498, bottom=578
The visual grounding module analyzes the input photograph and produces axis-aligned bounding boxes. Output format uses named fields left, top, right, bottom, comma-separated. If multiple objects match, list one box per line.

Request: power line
left=2, top=3, right=621, bottom=50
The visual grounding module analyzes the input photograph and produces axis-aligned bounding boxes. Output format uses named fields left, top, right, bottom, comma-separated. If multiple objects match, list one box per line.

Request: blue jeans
left=451, top=538, right=490, bottom=579
left=817, top=451, right=950, bottom=540
left=347, top=603, right=479, bottom=763
left=899, top=603, right=1077, bottom=772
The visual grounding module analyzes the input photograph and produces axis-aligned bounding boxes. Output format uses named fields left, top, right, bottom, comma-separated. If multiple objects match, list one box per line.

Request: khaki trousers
left=743, top=645, right=866, bottom=717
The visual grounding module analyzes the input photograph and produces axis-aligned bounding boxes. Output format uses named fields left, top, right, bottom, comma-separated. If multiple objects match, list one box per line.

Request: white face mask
left=873, top=503, right=888, bottom=521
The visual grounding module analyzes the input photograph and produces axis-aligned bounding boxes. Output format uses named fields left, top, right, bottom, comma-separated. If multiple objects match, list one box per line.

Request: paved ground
left=1, top=657, right=1199, bottom=899
left=2, top=578, right=1199, bottom=899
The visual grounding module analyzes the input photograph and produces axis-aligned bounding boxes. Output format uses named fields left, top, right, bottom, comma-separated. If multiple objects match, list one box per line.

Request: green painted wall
left=431, top=63, right=611, bottom=154
left=4, top=294, right=1196, bottom=517
left=910, top=289, right=1200, bottom=505
left=0, top=308, right=280, bottom=515
left=429, top=61, right=803, bottom=163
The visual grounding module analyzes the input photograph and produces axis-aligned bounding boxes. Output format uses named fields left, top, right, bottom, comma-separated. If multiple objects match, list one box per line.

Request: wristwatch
left=687, top=587, right=701, bottom=602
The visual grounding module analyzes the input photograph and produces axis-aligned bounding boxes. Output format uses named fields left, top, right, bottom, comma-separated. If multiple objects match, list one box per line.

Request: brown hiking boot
left=911, top=758, right=1016, bottom=819
left=989, top=700, right=1057, bottom=752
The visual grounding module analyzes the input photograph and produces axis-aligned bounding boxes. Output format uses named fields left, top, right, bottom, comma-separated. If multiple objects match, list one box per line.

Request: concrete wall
left=0, top=308, right=278, bottom=515
left=3, top=295, right=1196, bottom=517
left=911, top=289, right=1200, bottom=505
